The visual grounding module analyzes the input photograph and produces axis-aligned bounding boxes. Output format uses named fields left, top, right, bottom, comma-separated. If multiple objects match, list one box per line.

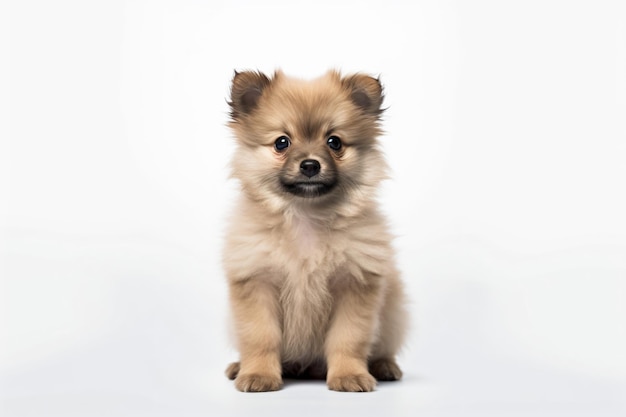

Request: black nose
left=300, top=159, right=321, bottom=178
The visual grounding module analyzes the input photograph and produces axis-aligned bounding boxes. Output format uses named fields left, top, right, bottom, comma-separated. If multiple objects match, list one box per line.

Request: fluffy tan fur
left=223, top=70, right=408, bottom=392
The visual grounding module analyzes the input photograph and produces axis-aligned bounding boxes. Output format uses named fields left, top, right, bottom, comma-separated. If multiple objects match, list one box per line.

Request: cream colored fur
left=223, top=70, right=408, bottom=392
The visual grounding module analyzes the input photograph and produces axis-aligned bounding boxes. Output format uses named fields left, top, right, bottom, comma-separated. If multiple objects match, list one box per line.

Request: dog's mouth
left=281, top=181, right=336, bottom=198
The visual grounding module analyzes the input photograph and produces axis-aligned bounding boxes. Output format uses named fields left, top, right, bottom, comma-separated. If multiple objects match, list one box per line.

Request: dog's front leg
left=228, top=278, right=283, bottom=392
left=325, top=280, right=381, bottom=392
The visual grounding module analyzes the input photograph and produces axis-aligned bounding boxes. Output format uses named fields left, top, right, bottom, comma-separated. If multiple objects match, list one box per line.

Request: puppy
left=223, top=70, right=408, bottom=392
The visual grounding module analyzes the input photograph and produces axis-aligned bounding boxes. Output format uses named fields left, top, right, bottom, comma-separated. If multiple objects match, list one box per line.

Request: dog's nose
left=300, top=159, right=321, bottom=178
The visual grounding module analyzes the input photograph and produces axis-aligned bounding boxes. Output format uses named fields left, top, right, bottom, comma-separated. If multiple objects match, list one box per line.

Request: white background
left=2, top=1, right=626, bottom=416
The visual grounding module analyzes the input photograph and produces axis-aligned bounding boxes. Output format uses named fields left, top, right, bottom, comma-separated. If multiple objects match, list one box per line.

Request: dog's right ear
left=229, top=70, right=271, bottom=118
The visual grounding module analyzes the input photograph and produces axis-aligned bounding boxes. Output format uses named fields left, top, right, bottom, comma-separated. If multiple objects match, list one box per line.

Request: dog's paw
left=369, top=358, right=403, bottom=381
left=225, top=362, right=240, bottom=380
left=327, top=373, right=377, bottom=392
left=235, top=373, right=283, bottom=392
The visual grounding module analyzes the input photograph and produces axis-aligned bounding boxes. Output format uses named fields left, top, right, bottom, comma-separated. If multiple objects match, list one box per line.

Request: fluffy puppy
left=223, top=70, right=407, bottom=392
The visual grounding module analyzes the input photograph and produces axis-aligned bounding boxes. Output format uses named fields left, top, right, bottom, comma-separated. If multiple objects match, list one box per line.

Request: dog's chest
left=280, top=217, right=345, bottom=267
left=288, top=216, right=318, bottom=255
left=279, top=267, right=331, bottom=360
left=273, top=217, right=344, bottom=360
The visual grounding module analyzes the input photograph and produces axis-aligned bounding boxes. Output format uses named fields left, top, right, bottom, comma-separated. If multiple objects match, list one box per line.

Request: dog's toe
left=369, top=358, right=403, bottom=381
left=327, top=373, right=376, bottom=392
left=225, top=362, right=240, bottom=380
left=235, top=373, right=283, bottom=392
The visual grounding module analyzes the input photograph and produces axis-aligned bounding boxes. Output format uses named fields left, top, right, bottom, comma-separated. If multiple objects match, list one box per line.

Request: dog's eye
left=274, top=136, right=291, bottom=152
left=327, top=136, right=342, bottom=151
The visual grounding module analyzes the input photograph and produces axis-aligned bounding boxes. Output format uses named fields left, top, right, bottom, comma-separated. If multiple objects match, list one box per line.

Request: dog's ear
left=342, top=74, right=384, bottom=115
left=229, top=70, right=271, bottom=118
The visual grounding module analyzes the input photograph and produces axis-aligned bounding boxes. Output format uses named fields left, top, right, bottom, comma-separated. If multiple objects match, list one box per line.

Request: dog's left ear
left=342, top=74, right=384, bottom=115
left=229, top=70, right=271, bottom=118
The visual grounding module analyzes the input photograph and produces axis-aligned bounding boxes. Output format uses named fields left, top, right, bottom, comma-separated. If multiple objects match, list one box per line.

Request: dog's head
left=228, top=70, right=388, bottom=216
